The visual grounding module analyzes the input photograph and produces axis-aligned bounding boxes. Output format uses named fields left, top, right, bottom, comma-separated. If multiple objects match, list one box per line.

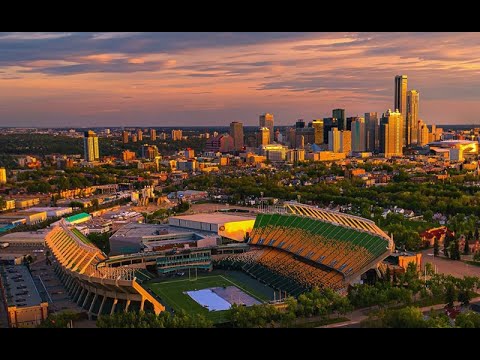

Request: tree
left=449, top=240, right=461, bottom=260
left=445, top=283, right=457, bottom=307
left=423, top=210, right=434, bottom=223
left=363, top=307, right=426, bottom=328
left=464, top=239, right=470, bottom=255
left=38, top=311, right=83, bottom=328
left=433, top=238, right=439, bottom=257
left=475, top=228, right=479, bottom=242
left=455, top=311, right=480, bottom=328
left=443, top=237, right=450, bottom=258
left=424, top=262, right=434, bottom=276
left=385, top=266, right=391, bottom=283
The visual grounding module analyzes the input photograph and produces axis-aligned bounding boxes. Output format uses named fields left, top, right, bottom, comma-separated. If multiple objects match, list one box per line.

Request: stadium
left=44, top=203, right=394, bottom=321
left=215, top=202, right=394, bottom=296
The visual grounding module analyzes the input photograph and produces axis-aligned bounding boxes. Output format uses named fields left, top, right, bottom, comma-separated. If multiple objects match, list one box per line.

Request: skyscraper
left=171, top=129, right=183, bottom=141
left=341, top=131, right=352, bottom=155
left=333, top=109, right=345, bottom=131
left=328, top=128, right=341, bottom=153
left=381, top=110, right=404, bottom=157
left=323, top=117, right=338, bottom=144
left=150, top=129, right=157, bottom=141
left=137, top=129, right=143, bottom=142
left=84, top=130, right=100, bottom=162
left=345, top=117, right=356, bottom=131
left=229, top=121, right=244, bottom=151
left=258, top=127, right=270, bottom=146
left=122, top=130, right=129, bottom=144
left=365, top=112, right=379, bottom=152
left=259, top=113, right=274, bottom=143
left=328, top=128, right=351, bottom=154
left=311, top=120, right=324, bottom=145
left=295, top=119, right=305, bottom=129
left=351, top=117, right=366, bottom=152
left=394, top=75, right=408, bottom=145
left=0, top=167, right=6, bottom=184
left=131, top=134, right=138, bottom=143
left=407, top=90, right=419, bottom=145
left=417, top=120, right=430, bottom=146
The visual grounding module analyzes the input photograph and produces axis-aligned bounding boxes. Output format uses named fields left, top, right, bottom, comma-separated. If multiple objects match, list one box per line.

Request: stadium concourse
left=215, top=203, right=394, bottom=296
left=45, top=220, right=165, bottom=319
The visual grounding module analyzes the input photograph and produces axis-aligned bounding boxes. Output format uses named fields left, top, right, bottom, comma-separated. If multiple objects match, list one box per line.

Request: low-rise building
left=0, top=265, right=49, bottom=327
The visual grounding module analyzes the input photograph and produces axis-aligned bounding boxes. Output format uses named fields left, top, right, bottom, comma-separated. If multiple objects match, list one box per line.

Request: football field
left=148, top=274, right=268, bottom=323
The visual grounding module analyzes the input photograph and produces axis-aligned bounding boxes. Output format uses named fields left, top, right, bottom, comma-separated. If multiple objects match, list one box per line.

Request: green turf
left=147, top=274, right=267, bottom=323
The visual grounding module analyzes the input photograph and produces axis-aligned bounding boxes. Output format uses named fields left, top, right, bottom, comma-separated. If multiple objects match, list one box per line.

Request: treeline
left=96, top=310, right=213, bottom=328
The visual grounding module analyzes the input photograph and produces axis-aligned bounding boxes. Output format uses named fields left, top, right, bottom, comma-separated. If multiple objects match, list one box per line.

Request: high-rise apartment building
left=0, top=167, right=6, bottom=184
left=141, top=144, right=159, bottom=160
left=351, top=117, right=366, bottom=152
left=137, top=129, right=143, bottom=142
left=259, top=113, right=274, bottom=143
left=381, top=110, right=404, bottom=157
left=171, top=129, right=183, bottom=141
left=406, top=90, right=419, bottom=145
left=131, top=134, right=138, bottom=143
left=229, top=121, right=244, bottom=151
left=122, top=130, right=129, bottom=144
left=258, top=127, right=270, bottom=146
left=84, top=130, right=100, bottom=162
left=122, top=150, right=136, bottom=162
left=333, top=109, right=345, bottom=131
left=365, top=112, right=378, bottom=152
left=394, top=75, right=408, bottom=146
left=150, top=129, right=157, bottom=141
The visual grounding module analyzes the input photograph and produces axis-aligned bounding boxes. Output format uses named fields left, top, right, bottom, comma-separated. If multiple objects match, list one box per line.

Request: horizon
left=1, top=32, right=480, bottom=127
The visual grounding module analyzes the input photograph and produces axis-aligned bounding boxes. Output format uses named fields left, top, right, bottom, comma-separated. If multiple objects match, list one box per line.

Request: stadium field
left=147, top=273, right=268, bottom=323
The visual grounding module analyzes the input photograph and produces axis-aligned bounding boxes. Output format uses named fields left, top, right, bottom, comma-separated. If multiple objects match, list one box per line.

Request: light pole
left=260, top=191, right=264, bottom=212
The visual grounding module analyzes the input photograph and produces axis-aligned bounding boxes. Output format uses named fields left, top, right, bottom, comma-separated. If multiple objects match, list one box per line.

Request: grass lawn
left=147, top=274, right=267, bottom=323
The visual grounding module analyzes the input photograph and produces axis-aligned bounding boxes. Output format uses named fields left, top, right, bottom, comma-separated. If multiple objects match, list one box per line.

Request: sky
left=0, top=32, right=479, bottom=127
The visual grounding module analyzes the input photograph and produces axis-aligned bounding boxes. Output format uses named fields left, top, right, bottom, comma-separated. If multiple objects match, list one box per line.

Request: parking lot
left=421, top=249, right=480, bottom=277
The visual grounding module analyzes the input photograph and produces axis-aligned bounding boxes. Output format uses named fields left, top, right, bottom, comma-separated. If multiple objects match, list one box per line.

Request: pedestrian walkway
left=319, top=296, right=480, bottom=328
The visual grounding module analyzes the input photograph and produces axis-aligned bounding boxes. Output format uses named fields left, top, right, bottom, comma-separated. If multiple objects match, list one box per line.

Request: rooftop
left=0, top=265, right=44, bottom=308
left=65, top=212, right=91, bottom=223
left=110, top=222, right=206, bottom=240
left=170, top=213, right=255, bottom=224
left=0, top=230, right=48, bottom=242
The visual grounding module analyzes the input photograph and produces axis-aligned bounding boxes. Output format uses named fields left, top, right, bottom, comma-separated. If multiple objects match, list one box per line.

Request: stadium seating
left=228, top=208, right=393, bottom=293
left=249, top=213, right=390, bottom=277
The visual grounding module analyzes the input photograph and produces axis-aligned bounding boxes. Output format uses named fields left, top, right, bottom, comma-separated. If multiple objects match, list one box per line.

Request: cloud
left=2, top=32, right=480, bottom=126
left=0, top=32, right=72, bottom=41
left=91, top=32, right=139, bottom=40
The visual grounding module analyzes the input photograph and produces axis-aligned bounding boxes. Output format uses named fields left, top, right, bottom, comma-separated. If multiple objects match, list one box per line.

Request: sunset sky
left=0, top=32, right=479, bottom=127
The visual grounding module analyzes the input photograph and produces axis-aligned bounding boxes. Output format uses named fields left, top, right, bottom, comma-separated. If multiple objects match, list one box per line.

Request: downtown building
left=229, top=121, right=244, bottom=151
left=380, top=109, right=404, bottom=157
left=259, top=113, right=274, bottom=143
left=83, top=130, right=100, bottom=162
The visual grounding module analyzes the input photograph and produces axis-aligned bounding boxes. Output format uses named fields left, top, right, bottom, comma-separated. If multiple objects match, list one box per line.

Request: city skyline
left=1, top=32, right=480, bottom=127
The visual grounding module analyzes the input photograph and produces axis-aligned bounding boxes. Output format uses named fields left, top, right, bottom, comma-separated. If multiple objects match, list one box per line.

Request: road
left=319, top=296, right=480, bottom=328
